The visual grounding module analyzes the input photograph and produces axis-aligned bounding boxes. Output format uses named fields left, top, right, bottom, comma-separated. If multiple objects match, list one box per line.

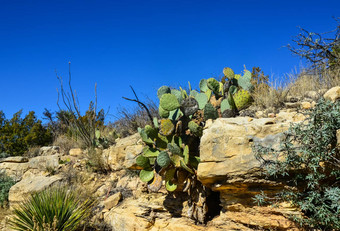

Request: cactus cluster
left=135, top=67, right=254, bottom=194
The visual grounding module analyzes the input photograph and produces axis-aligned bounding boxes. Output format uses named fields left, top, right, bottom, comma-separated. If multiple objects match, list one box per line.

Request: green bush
left=0, top=110, right=52, bottom=156
left=0, top=172, right=15, bottom=208
left=9, top=186, right=94, bottom=231
left=253, top=99, right=340, bottom=230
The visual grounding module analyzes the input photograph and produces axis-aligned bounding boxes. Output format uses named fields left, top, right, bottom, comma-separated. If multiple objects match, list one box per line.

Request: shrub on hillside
left=0, top=110, right=52, bottom=156
left=0, top=172, right=15, bottom=208
left=253, top=99, right=340, bottom=230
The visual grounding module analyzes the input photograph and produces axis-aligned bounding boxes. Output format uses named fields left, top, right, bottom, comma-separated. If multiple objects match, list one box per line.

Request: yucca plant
left=9, top=186, right=94, bottom=231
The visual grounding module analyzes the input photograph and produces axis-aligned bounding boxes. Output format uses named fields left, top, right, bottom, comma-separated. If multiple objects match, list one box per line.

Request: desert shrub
left=0, top=110, right=52, bottom=156
left=9, top=186, right=94, bottom=231
left=86, top=148, right=110, bottom=174
left=253, top=99, right=340, bottom=230
left=0, top=172, right=15, bottom=208
left=52, top=134, right=78, bottom=155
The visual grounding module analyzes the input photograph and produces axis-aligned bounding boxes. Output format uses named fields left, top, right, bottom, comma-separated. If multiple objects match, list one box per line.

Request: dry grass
left=251, top=66, right=340, bottom=110
left=113, top=98, right=159, bottom=138
left=52, top=134, right=78, bottom=155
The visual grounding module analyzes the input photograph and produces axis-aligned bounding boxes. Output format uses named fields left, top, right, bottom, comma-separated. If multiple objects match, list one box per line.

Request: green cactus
left=160, top=93, right=180, bottom=111
left=168, top=108, right=182, bottom=121
left=167, top=143, right=181, bottom=155
left=180, top=160, right=194, bottom=174
left=183, top=145, right=189, bottom=165
left=190, top=90, right=199, bottom=98
left=199, top=79, right=208, bottom=92
left=138, top=128, right=154, bottom=145
left=159, top=119, right=174, bottom=136
left=142, top=146, right=160, bottom=158
left=207, top=78, right=220, bottom=95
left=136, top=155, right=150, bottom=168
left=234, top=74, right=241, bottom=80
left=204, top=103, right=218, bottom=120
left=157, top=151, right=171, bottom=168
left=220, top=99, right=232, bottom=113
left=171, top=89, right=183, bottom=103
left=180, top=98, right=199, bottom=116
left=157, top=86, right=171, bottom=99
left=205, top=89, right=212, bottom=101
left=159, top=106, right=170, bottom=118
left=153, top=117, right=159, bottom=128
left=238, top=70, right=253, bottom=91
left=188, top=121, right=202, bottom=137
left=165, top=168, right=176, bottom=181
left=233, top=89, right=253, bottom=110
left=144, top=125, right=158, bottom=139
left=139, top=169, right=154, bottom=182
left=195, top=93, right=208, bottom=109
left=166, top=180, right=177, bottom=191
left=223, top=67, right=235, bottom=79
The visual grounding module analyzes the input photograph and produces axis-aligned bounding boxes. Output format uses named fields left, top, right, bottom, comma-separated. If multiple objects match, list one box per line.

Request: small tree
left=287, top=18, right=340, bottom=69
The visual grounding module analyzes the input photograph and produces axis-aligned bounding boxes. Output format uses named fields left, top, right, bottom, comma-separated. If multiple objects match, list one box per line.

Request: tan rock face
left=104, top=192, right=122, bottom=210
left=104, top=133, right=141, bottom=170
left=69, top=148, right=83, bottom=156
left=324, top=86, right=340, bottom=102
left=8, top=175, right=62, bottom=208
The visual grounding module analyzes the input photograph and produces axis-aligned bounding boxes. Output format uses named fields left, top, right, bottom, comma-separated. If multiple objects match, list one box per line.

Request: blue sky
left=0, top=0, right=339, bottom=121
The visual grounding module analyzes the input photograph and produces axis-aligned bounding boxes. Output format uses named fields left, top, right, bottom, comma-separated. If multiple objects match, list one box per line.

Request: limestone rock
left=104, top=192, right=122, bottom=210
left=104, top=133, right=140, bottom=170
left=300, top=101, right=311, bottom=109
left=28, top=154, right=60, bottom=171
left=0, top=162, right=29, bottom=181
left=39, top=146, right=60, bottom=156
left=124, top=144, right=144, bottom=169
left=9, top=175, right=62, bottom=208
left=323, top=86, right=340, bottom=102
left=0, top=156, right=28, bottom=163
left=337, top=129, right=340, bottom=147
left=69, top=148, right=83, bottom=157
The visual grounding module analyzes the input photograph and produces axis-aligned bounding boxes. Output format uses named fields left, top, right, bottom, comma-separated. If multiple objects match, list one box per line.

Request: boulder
left=0, top=162, right=29, bottom=181
left=39, top=146, right=60, bottom=156
left=104, top=192, right=122, bottom=210
left=0, top=156, right=28, bottom=163
left=323, top=86, right=340, bottom=102
left=197, top=117, right=300, bottom=205
left=69, top=148, right=83, bottom=157
left=28, top=154, right=60, bottom=171
left=8, top=175, right=63, bottom=208
left=103, top=133, right=141, bottom=170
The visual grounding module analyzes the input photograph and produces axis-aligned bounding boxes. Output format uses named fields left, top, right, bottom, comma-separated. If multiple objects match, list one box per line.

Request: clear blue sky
left=0, top=0, right=339, bottom=121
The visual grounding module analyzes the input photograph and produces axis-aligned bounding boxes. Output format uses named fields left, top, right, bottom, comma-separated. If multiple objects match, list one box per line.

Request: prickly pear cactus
left=135, top=65, right=254, bottom=224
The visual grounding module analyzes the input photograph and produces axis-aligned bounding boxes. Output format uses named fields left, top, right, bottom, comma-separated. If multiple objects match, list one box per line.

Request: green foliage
left=0, top=172, right=15, bottom=208
left=0, top=110, right=52, bottom=156
left=9, top=186, right=94, bottom=231
left=253, top=99, right=340, bottom=230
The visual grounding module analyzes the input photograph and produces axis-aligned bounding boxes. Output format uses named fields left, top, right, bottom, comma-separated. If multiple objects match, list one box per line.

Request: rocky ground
left=0, top=86, right=339, bottom=231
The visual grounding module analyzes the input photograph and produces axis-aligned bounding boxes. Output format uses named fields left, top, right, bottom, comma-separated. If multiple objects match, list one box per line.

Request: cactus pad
left=223, top=67, right=235, bottom=79
left=157, top=86, right=171, bottom=99
left=139, top=169, right=154, bottom=182
left=159, top=106, right=170, bottom=118
left=207, top=78, right=220, bottom=94
left=136, top=155, right=150, bottom=168
left=166, top=180, right=177, bottom=191
left=233, top=89, right=253, bottom=110
left=167, top=143, right=181, bottom=155
left=160, top=93, right=180, bottom=111
left=180, top=97, right=199, bottom=116
left=157, top=151, right=171, bottom=168
left=204, top=103, right=218, bottom=120
left=195, top=93, right=208, bottom=109
left=159, top=119, right=175, bottom=136
left=188, top=121, right=202, bottom=137
left=171, top=89, right=183, bottom=103
left=199, top=79, right=208, bottom=92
